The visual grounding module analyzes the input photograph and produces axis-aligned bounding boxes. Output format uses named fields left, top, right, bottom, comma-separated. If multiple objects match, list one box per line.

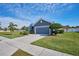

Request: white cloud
left=0, top=17, right=30, bottom=28
left=0, top=3, right=75, bottom=26
left=0, top=4, right=74, bottom=20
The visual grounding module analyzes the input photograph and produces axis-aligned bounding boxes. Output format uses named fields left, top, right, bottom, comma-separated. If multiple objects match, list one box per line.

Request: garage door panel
left=36, top=27, right=49, bottom=34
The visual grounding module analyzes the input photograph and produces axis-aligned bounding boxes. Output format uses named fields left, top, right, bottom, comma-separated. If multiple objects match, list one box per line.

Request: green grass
left=12, top=49, right=32, bottom=56
left=32, top=32, right=79, bottom=56
left=0, top=31, right=25, bottom=39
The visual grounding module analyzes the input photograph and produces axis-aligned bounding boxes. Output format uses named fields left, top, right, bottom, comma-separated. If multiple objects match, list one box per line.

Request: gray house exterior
left=29, top=18, right=52, bottom=35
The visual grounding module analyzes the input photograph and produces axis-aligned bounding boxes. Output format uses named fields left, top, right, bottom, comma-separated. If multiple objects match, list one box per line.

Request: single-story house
left=29, top=18, right=52, bottom=35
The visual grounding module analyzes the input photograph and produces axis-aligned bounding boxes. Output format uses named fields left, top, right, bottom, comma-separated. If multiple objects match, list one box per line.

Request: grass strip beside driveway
left=12, top=49, right=32, bottom=56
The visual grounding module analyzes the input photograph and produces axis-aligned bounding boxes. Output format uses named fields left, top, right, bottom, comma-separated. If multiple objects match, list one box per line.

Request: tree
left=49, top=23, right=62, bottom=30
left=75, top=26, right=79, bottom=28
left=49, top=23, right=62, bottom=35
left=66, top=25, right=70, bottom=28
left=0, top=22, right=1, bottom=26
left=4, top=27, right=7, bottom=31
left=0, top=22, right=2, bottom=30
left=8, top=22, right=17, bottom=32
left=21, top=26, right=28, bottom=31
left=0, top=27, right=3, bottom=30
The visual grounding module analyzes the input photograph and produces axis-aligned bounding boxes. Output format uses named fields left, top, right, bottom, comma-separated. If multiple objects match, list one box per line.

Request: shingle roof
left=34, top=18, right=51, bottom=26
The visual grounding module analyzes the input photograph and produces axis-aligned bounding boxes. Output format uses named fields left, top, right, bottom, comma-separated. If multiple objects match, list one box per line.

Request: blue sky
left=0, top=3, right=79, bottom=28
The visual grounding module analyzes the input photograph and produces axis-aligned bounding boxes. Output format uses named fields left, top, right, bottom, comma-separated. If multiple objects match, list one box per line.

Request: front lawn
left=0, top=31, right=27, bottom=39
left=32, top=32, right=79, bottom=55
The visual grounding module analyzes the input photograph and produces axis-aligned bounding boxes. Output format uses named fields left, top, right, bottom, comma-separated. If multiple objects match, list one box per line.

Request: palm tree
left=8, top=22, right=17, bottom=32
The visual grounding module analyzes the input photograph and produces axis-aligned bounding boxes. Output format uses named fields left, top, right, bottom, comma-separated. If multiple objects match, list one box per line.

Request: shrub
left=57, top=30, right=64, bottom=34
left=30, top=31, right=34, bottom=34
left=51, top=30, right=58, bottom=35
left=75, top=31, right=79, bottom=33
left=20, top=31, right=28, bottom=35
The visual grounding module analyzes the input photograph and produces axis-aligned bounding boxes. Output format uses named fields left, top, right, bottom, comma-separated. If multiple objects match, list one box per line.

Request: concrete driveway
left=0, top=34, right=71, bottom=56
left=0, top=34, right=44, bottom=56
left=1, top=34, right=44, bottom=43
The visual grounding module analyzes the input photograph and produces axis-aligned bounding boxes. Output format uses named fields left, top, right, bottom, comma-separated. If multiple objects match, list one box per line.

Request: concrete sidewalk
left=0, top=34, right=71, bottom=56
left=0, top=41, right=18, bottom=56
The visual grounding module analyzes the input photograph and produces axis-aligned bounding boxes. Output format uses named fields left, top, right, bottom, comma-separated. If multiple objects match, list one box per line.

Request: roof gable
left=34, top=18, right=51, bottom=26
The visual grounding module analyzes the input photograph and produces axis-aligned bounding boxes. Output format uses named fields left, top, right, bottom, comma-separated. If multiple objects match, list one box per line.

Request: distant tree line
left=63, top=25, right=79, bottom=28
left=0, top=22, right=28, bottom=32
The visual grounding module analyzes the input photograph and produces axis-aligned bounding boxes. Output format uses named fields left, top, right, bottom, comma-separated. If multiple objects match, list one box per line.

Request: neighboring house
left=63, top=28, right=79, bottom=32
left=62, top=26, right=79, bottom=32
left=29, top=18, right=52, bottom=35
